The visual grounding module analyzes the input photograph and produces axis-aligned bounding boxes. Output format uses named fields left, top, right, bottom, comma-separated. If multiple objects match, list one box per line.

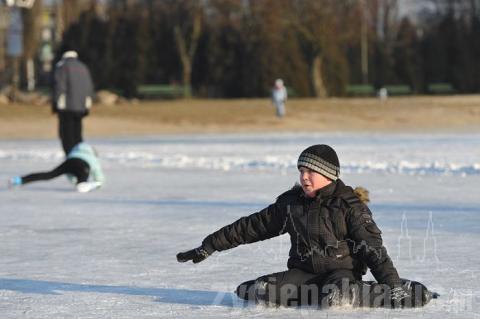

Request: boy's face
left=299, top=167, right=332, bottom=198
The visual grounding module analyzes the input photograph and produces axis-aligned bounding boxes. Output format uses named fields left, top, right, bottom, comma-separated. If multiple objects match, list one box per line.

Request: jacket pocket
left=365, top=223, right=382, bottom=234
left=326, top=240, right=350, bottom=259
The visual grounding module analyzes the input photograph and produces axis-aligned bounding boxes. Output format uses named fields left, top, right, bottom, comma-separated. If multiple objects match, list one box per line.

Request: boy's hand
left=176, top=246, right=211, bottom=263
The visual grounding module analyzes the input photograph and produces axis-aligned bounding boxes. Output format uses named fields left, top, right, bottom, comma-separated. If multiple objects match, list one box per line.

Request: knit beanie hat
left=297, top=144, right=340, bottom=180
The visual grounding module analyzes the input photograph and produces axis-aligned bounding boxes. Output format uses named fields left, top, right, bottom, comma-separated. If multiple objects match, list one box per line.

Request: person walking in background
left=272, top=78, right=287, bottom=118
left=8, top=142, right=104, bottom=193
left=52, top=48, right=94, bottom=155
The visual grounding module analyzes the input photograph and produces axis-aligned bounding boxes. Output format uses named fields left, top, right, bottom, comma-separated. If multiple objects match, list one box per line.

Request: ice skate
left=76, top=181, right=102, bottom=193
left=7, top=176, right=22, bottom=189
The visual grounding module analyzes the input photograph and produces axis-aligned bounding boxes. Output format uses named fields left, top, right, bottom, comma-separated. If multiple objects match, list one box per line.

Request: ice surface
left=0, top=133, right=479, bottom=318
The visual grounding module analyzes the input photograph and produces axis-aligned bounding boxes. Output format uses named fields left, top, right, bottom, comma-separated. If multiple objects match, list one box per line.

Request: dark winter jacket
left=202, top=180, right=401, bottom=288
left=52, top=51, right=94, bottom=116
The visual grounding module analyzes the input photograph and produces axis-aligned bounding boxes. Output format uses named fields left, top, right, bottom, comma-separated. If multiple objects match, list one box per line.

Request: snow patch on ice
left=1, top=149, right=480, bottom=176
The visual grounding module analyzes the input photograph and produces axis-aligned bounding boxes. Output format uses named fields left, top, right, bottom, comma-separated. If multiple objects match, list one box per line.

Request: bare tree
left=22, top=0, right=42, bottom=91
left=287, top=0, right=356, bottom=97
left=0, top=6, right=8, bottom=85
left=172, top=0, right=203, bottom=98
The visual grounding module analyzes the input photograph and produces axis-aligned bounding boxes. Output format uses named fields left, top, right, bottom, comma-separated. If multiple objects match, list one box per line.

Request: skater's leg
left=312, top=269, right=358, bottom=307
left=398, top=278, right=435, bottom=308
left=355, top=280, right=390, bottom=308
left=275, top=102, right=285, bottom=118
left=67, top=158, right=90, bottom=183
left=21, top=160, right=71, bottom=185
left=59, top=113, right=77, bottom=155
left=21, top=158, right=89, bottom=185
left=73, top=114, right=84, bottom=146
left=235, top=280, right=255, bottom=301
left=354, top=278, right=435, bottom=308
left=236, top=268, right=319, bottom=307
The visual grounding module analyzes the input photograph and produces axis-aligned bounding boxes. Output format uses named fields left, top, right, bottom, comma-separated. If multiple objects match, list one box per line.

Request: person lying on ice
left=8, top=142, right=104, bottom=193
left=177, top=144, right=435, bottom=308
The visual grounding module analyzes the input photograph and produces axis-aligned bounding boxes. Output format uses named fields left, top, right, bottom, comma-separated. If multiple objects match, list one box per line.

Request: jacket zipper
left=305, top=199, right=313, bottom=256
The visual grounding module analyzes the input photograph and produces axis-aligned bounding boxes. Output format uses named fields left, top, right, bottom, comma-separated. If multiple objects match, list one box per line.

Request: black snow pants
left=59, top=112, right=85, bottom=155
left=235, top=268, right=432, bottom=308
left=21, top=158, right=90, bottom=185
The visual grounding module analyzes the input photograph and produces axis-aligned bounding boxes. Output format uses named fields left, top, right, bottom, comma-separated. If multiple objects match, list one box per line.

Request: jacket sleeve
left=203, top=203, right=288, bottom=252
left=347, top=204, right=401, bottom=287
left=86, top=68, right=94, bottom=98
left=53, top=64, right=67, bottom=112
left=85, top=67, right=94, bottom=112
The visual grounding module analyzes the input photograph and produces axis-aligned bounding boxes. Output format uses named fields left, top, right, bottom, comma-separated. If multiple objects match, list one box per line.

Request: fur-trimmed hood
left=353, top=186, right=370, bottom=204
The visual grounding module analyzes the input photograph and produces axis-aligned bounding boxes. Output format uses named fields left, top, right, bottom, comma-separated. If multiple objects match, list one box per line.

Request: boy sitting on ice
left=177, top=144, right=434, bottom=308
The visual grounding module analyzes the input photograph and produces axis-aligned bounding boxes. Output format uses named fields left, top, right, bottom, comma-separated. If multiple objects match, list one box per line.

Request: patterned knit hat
left=297, top=144, right=340, bottom=180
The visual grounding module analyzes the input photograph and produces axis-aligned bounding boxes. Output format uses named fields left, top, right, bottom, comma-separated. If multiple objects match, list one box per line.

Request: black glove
left=176, top=246, right=212, bottom=264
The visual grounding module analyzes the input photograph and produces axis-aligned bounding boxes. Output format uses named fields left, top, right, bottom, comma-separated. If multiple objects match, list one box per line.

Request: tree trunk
left=0, top=7, right=7, bottom=79
left=11, top=56, right=20, bottom=102
left=174, top=26, right=192, bottom=98
left=26, top=58, right=35, bottom=91
left=310, top=55, right=328, bottom=98
left=173, top=6, right=201, bottom=98
left=23, top=0, right=42, bottom=91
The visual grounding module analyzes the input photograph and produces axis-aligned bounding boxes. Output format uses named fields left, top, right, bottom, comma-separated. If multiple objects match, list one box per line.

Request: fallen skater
left=177, top=144, right=437, bottom=308
left=8, top=142, right=104, bottom=193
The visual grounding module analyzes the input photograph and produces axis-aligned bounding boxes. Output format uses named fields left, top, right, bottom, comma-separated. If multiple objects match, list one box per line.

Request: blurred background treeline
left=1, top=0, right=480, bottom=99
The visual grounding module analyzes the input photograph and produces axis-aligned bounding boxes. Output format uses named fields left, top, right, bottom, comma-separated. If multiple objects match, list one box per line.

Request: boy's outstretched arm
left=176, top=203, right=287, bottom=264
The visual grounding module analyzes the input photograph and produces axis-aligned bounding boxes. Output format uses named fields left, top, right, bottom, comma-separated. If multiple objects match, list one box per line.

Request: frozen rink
left=0, top=132, right=479, bottom=318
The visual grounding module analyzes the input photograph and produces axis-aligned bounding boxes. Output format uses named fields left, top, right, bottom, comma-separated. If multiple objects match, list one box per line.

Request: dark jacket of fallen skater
left=177, top=144, right=437, bottom=308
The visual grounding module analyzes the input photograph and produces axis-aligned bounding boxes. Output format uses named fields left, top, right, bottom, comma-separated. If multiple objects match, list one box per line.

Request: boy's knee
left=235, top=280, right=255, bottom=301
